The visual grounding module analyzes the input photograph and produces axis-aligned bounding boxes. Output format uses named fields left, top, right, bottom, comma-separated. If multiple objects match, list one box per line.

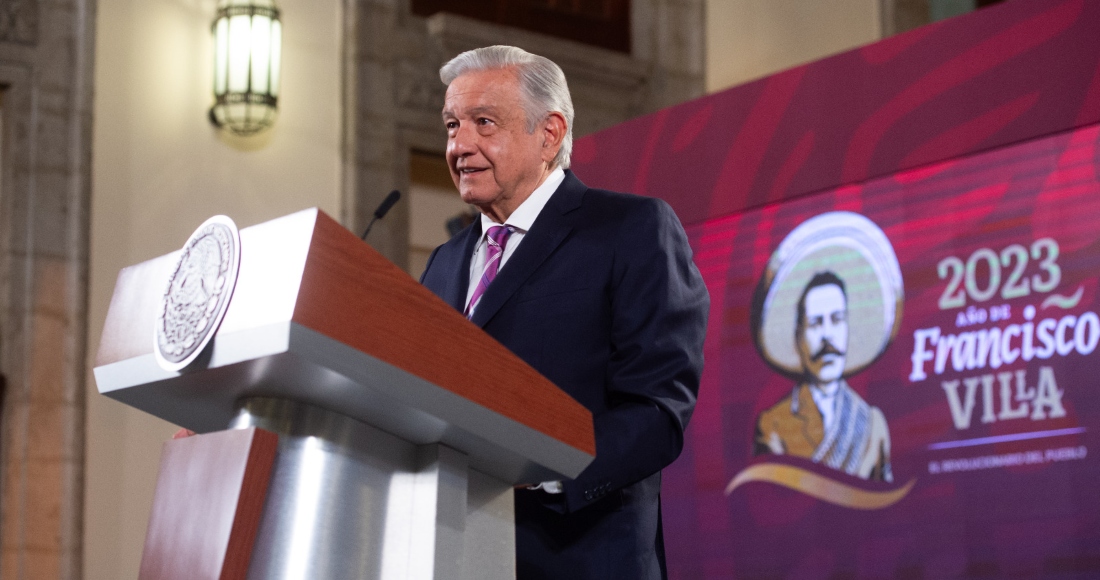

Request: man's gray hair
left=440, top=45, right=574, bottom=169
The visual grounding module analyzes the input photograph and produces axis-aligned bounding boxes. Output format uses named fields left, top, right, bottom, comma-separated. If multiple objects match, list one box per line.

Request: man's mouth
left=458, top=167, right=487, bottom=175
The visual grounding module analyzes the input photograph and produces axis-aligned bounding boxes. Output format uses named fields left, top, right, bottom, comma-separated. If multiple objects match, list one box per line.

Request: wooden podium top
left=94, top=208, right=595, bottom=483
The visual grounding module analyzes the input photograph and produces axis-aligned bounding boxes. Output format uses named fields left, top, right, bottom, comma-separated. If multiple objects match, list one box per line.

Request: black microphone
left=360, top=190, right=401, bottom=241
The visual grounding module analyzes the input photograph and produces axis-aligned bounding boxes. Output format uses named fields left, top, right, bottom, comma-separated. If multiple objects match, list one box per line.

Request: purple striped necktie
left=466, top=225, right=513, bottom=319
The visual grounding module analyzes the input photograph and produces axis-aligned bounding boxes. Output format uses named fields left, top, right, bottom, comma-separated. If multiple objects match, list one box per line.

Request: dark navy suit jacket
left=419, top=171, right=708, bottom=580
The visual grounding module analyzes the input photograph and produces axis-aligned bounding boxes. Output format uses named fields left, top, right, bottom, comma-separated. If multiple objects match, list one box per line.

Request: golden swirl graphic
left=1041, top=285, right=1084, bottom=310
left=725, top=463, right=915, bottom=510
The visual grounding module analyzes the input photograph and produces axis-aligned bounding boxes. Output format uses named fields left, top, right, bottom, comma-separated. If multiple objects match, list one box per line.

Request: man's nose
left=449, top=124, right=477, bottom=157
left=817, top=324, right=839, bottom=346
left=821, top=321, right=846, bottom=349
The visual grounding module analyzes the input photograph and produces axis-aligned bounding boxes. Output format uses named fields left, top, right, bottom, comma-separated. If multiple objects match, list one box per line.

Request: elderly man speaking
left=420, top=45, right=709, bottom=580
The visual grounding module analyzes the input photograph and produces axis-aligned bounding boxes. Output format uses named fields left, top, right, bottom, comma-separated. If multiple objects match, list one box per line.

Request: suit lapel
left=441, top=222, right=482, bottom=312
left=469, top=171, right=586, bottom=327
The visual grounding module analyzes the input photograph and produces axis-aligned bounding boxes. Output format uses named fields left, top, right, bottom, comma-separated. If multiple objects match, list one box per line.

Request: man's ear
left=541, top=112, right=567, bottom=163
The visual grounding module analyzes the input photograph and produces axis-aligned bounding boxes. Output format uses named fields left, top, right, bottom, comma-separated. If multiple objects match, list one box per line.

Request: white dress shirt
left=464, top=167, right=566, bottom=313
left=810, top=381, right=839, bottom=432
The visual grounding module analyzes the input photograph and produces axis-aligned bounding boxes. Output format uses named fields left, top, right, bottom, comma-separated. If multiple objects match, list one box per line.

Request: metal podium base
left=230, top=398, right=515, bottom=580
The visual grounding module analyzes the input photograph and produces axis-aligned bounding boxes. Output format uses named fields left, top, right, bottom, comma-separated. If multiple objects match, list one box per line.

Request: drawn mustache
left=811, top=340, right=845, bottom=362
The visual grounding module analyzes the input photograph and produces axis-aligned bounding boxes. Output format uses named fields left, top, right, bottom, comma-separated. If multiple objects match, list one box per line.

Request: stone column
left=0, top=0, right=95, bottom=577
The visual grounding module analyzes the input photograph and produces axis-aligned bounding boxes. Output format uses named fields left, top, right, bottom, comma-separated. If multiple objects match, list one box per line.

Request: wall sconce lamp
left=209, top=0, right=282, bottom=136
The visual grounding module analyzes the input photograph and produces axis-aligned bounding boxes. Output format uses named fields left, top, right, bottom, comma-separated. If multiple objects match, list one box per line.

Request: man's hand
left=513, top=481, right=564, bottom=493
left=172, top=428, right=196, bottom=439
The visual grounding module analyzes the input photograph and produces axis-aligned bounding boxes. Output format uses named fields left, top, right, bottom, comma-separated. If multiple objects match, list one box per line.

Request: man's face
left=442, top=67, right=551, bottom=219
left=797, top=283, right=848, bottom=384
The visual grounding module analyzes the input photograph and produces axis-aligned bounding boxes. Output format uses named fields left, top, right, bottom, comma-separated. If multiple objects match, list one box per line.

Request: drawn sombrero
left=751, top=211, right=904, bottom=378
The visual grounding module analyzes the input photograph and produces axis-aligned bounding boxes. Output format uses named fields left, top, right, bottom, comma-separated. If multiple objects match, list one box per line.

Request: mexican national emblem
left=154, top=215, right=241, bottom=372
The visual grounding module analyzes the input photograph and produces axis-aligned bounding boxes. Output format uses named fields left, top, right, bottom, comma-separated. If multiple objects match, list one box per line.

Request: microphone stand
left=361, top=190, right=402, bottom=241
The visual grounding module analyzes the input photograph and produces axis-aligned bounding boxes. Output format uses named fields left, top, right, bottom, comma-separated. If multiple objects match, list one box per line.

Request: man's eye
left=445, top=121, right=458, bottom=130
left=477, top=117, right=493, bottom=126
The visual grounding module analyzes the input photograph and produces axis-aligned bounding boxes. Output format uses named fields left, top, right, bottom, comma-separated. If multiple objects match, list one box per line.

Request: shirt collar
left=479, top=167, right=565, bottom=235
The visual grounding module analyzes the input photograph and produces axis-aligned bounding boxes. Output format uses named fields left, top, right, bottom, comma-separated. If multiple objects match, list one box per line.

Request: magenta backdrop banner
left=664, top=124, right=1100, bottom=579
left=571, top=0, right=1100, bottom=227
